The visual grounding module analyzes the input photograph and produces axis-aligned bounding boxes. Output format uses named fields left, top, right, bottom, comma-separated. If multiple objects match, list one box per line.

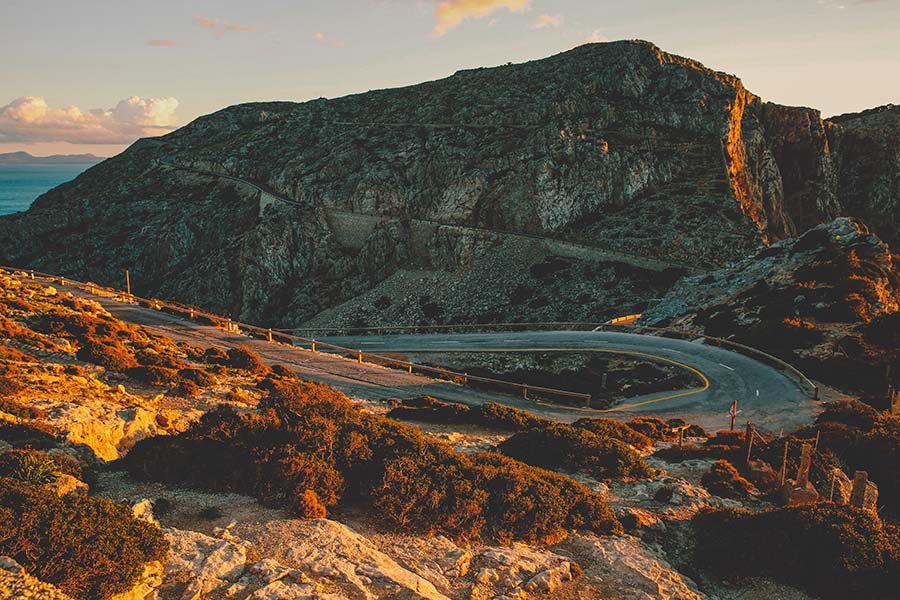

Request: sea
left=0, top=164, right=94, bottom=216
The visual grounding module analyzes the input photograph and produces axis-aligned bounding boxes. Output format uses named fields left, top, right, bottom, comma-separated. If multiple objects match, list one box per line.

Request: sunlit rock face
left=0, top=41, right=895, bottom=328
left=643, top=218, right=900, bottom=392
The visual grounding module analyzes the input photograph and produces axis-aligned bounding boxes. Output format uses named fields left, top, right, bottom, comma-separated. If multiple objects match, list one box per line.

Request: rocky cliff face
left=643, top=218, right=900, bottom=393
left=0, top=41, right=896, bottom=328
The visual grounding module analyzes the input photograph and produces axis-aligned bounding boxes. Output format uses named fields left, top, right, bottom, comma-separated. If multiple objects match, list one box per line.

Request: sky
left=1, top=0, right=898, bottom=157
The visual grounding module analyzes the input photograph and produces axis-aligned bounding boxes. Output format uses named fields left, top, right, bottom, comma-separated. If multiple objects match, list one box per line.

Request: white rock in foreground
left=564, top=534, right=705, bottom=600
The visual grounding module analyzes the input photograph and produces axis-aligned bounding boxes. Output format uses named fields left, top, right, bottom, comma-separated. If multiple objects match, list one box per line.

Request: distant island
left=0, top=151, right=104, bottom=165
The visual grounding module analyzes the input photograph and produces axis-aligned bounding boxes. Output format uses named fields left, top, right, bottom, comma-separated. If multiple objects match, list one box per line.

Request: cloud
left=147, top=39, right=177, bottom=48
left=532, top=14, right=563, bottom=29
left=584, top=29, right=607, bottom=43
left=194, top=16, right=256, bottom=36
left=432, top=0, right=530, bottom=37
left=0, top=96, right=179, bottom=145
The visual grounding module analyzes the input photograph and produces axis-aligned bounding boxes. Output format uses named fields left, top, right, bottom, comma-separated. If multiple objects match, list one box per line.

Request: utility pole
left=729, top=400, right=738, bottom=431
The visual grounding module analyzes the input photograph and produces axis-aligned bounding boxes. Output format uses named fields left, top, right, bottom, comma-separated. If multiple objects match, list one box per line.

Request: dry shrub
left=135, top=349, right=188, bottom=371
left=34, top=311, right=144, bottom=345
left=226, top=346, right=270, bottom=375
left=270, top=364, right=298, bottom=379
left=387, top=397, right=552, bottom=431
left=498, top=425, right=654, bottom=480
left=625, top=416, right=707, bottom=441
left=203, top=347, right=229, bottom=365
left=694, top=505, right=899, bottom=599
left=170, top=379, right=201, bottom=398
left=700, top=460, right=755, bottom=499
left=573, top=418, right=654, bottom=451
left=0, top=477, right=169, bottom=599
left=76, top=338, right=137, bottom=372
left=125, top=366, right=179, bottom=387
left=126, top=379, right=620, bottom=543
left=0, top=421, right=60, bottom=450
left=0, top=449, right=83, bottom=482
left=0, top=344, right=35, bottom=363
left=177, top=342, right=207, bottom=361
left=294, top=489, right=327, bottom=518
left=0, top=316, right=61, bottom=351
left=0, top=375, right=24, bottom=398
left=0, top=397, right=46, bottom=420
left=178, top=368, right=217, bottom=387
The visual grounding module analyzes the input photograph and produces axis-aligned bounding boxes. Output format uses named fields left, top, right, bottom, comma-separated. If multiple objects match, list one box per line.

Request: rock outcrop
left=0, top=557, right=74, bottom=600
left=2, top=41, right=896, bottom=328
left=643, top=218, right=900, bottom=392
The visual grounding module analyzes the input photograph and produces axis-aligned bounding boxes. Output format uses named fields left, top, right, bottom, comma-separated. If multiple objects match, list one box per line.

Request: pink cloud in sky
left=432, top=0, right=530, bottom=37
left=0, top=96, right=179, bottom=145
left=532, top=14, right=563, bottom=29
left=194, top=16, right=257, bottom=36
left=147, top=39, right=177, bottom=47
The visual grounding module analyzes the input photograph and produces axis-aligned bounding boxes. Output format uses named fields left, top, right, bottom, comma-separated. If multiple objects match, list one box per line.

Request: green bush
left=0, top=477, right=168, bottom=599
left=700, top=460, right=755, bottom=499
left=694, top=504, right=899, bottom=599
left=126, top=379, right=620, bottom=543
left=498, top=425, right=654, bottom=480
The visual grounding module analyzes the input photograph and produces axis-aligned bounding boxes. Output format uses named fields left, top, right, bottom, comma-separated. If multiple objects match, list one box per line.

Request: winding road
left=317, top=330, right=818, bottom=431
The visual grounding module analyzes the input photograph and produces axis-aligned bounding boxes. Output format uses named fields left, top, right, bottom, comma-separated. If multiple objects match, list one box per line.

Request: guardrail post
left=267, top=328, right=273, bottom=343
left=813, top=386, right=819, bottom=401
left=29, top=271, right=34, bottom=279
left=408, top=363, right=413, bottom=374
left=523, top=387, right=529, bottom=400
left=311, top=340, right=316, bottom=353
left=189, top=309, right=195, bottom=320
left=357, top=351, right=363, bottom=364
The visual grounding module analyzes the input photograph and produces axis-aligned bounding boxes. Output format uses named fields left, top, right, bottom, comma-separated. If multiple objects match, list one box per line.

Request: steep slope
left=0, top=41, right=894, bottom=328
left=643, top=218, right=900, bottom=394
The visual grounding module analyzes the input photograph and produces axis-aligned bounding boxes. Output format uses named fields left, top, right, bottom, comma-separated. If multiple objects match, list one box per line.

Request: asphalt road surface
left=62, top=283, right=818, bottom=431
left=320, top=331, right=820, bottom=432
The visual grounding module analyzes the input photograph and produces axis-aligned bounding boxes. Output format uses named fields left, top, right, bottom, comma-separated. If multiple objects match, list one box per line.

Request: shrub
left=0, top=375, right=24, bottom=398
left=270, top=364, right=298, bottom=379
left=625, top=416, right=672, bottom=440
left=178, top=368, right=217, bottom=387
left=0, top=421, right=61, bottom=450
left=198, top=506, right=224, bottom=521
left=203, top=347, right=229, bottom=365
left=0, top=450, right=61, bottom=484
left=816, top=399, right=879, bottom=430
left=125, top=365, right=179, bottom=387
left=0, top=477, right=168, bottom=599
left=694, top=505, right=899, bottom=599
left=226, top=346, right=270, bottom=375
left=76, top=339, right=137, bottom=372
left=700, top=460, right=755, bottom=499
left=293, top=489, right=327, bottom=518
left=573, top=418, right=655, bottom=451
left=0, top=397, right=46, bottom=420
left=126, top=379, right=620, bottom=543
left=498, top=425, right=654, bottom=480
left=0, top=344, right=34, bottom=363
left=153, top=497, right=173, bottom=516
left=170, top=379, right=201, bottom=398
left=386, top=397, right=553, bottom=431
left=135, top=349, right=188, bottom=370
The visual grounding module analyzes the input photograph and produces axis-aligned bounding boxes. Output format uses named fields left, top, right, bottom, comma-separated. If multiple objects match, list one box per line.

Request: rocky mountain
left=0, top=151, right=103, bottom=165
left=0, top=40, right=897, bottom=328
left=643, top=218, right=900, bottom=394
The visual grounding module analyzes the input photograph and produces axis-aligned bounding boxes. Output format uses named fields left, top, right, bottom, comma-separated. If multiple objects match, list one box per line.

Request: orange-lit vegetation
left=694, top=504, right=899, bottom=599
left=0, top=475, right=169, bottom=600
left=699, top=460, right=755, bottom=499
left=126, top=377, right=621, bottom=543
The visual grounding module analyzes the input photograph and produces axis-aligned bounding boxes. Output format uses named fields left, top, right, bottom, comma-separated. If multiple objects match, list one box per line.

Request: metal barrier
left=1, top=265, right=818, bottom=404
left=0, top=266, right=593, bottom=407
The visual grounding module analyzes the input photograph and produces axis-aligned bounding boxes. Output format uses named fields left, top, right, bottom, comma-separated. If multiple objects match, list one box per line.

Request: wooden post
left=849, top=471, right=869, bottom=509
left=311, top=340, right=316, bottom=353
left=678, top=427, right=685, bottom=448
left=779, top=441, right=789, bottom=487
left=730, top=400, right=738, bottom=431
left=189, top=309, right=195, bottom=320
left=267, top=328, right=273, bottom=343
left=357, top=351, right=363, bottom=364
left=125, top=270, right=131, bottom=297
left=814, top=430, right=820, bottom=451
left=744, top=423, right=754, bottom=464
left=829, top=469, right=837, bottom=502
left=408, top=363, right=413, bottom=374
left=523, top=387, right=529, bottom=400
left=796, top=443, right=813, bottom=488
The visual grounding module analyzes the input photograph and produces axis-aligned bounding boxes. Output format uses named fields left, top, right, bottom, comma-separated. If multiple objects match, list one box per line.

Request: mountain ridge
left=0, top=40, right=897, bottom=329
left=0, top=151, right=104, bottom=165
